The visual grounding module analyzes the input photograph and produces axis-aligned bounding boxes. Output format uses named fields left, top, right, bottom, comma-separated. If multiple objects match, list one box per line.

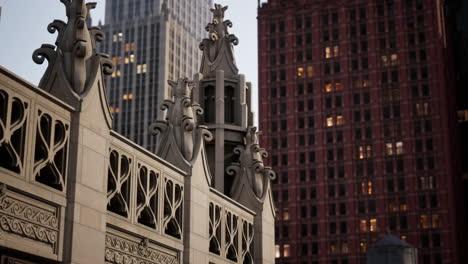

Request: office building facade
left=100, top=0, right=212, bottom=151
left=258, top=0, right=464, bottom=263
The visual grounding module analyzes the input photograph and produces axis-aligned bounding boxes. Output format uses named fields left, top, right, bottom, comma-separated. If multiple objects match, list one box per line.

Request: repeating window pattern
left=34, top=109, right=70, bottom=191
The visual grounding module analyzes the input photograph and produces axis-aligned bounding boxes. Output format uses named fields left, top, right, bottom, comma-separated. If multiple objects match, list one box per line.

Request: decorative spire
left=199, top=4, right=239, bottom=77
left=149, top=78, right=212, bottom=168
left=227, top=127, right=276, bottom=202
left=33, top=0, right=114, bottom=108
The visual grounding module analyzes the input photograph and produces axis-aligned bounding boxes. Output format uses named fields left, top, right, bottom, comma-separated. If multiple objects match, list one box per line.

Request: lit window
left=326, top=116, right=334, bottom=127
left=367, top=181, right=373, bottom=194
left=130, top=54, right=135, bottom=63
left=360, top=239, right=367, bottom=253
left=117, top=56, right=122, bottom=64
left=283, top=208, right=289, bottom=220
left=362, top=79, right=369, bottom=87
left=131, top=42, right=135, bottom=51
left=330, top=242, right=337, bottom=254
left=423, top=102, right=430, bottom=115
left=458, top=109, right=468, bottom=122
left=284, top=244, right=290, bottom=257
left=432, top=214, right=440, bottom=228
left=360, top=220, right=367, bottom=232
left=275, top=245, right=281, bottom=258
left=336, top=115, right=343, bottom=125
left=391, top=54, right=398, bottom=65
left=118, top=32, right=123, bottom=41
left=401, top=235, right=407, bottom=241
left=370, top=219, right=377, bottom=232
left=386, top=143, right=393, bottom=155
left=400, top=203, right=408, bottom=211
left=307, top=66, right=313, bottom=78
left=128, top=93, right=134, bottom=100
left=381, top=55, right=388, bottom=66
left=396, top=141, right=403, bottom=154
left=142, top=64, right=147, bottom=73
left=325, top=82, right=333, bottom=92
left=358, top=146, right=365, bottom=159
left=123, top=94, right=128, bottom=100
left=341, top=242, right=349, bottom=253
left=325, top=47, right=332, bottom=58
left=116, top=70, right=121, bottom=77
left=125, top=43, right=130, bottom=52
left=366, top=145, right=372, bottom=158
left=137, top=64, right=142, bottom=74
left=297, top=67, right=304, bottom=78
left=115, top=107, right=120, bottom=113
left=112, top=34, right=117, bottom=42
left=333, top=45, right=339, bottom=57
left=112, top=57, right=117, bottom=65
left=109, top=106, right=114, bottom=113
left=111, top=72, right=116, bottom=78
left=335, top=82, right=342, bottom=91
left=124, top=57, right=129, bottom=64
left=420, top=215, right=429, bottom=228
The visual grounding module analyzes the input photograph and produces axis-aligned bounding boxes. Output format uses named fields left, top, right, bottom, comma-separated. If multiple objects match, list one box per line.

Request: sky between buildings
left=0, top=0, right=260, bottom=120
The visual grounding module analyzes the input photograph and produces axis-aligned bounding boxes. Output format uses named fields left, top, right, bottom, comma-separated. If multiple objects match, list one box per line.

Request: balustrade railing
left=209, top=188, right=255, bottom=264
left=107, top=132, right=185, bottom=241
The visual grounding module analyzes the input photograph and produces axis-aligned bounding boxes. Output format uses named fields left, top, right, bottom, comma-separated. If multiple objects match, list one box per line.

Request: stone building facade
left=0, top=1, right=274, bottom=264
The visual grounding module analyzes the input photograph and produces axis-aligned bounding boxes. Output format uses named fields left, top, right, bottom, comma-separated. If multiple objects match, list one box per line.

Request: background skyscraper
left=258, top=0, right=464, bottom=264
left=100, top=0, right=213, bottom=151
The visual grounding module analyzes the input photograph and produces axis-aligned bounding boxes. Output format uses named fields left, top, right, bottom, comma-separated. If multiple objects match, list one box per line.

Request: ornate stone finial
left=199, top=4, right=239, bottom=77
left=33, top=0, right=114, bottom=108
left=149, top=78, right=212, bottom=165
left=227, top=127, right=276, bottom=202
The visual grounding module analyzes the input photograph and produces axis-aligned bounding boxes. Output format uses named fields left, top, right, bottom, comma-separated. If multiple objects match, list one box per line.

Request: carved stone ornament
left=149, top=78, right=212, bottom=166
left=33, top=0, right=114, bottom=109
left=199, top=4, right=239, bottom=77
left=227, top=127, right=276, bottom=202
left=0, top=184, right=59, bottom=250
left=105, top=233, right=178, bottom=264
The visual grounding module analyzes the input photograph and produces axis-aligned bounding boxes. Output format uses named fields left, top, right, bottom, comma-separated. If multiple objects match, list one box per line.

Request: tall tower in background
left=258, top=0, right=464, bottom=264
left=100, top=0, right=212, bottom=151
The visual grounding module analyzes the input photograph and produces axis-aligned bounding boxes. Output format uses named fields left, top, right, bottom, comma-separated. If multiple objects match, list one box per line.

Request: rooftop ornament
left=32, top=0, right=114, bottom=109
left=199, top=4, right=239, bottom=78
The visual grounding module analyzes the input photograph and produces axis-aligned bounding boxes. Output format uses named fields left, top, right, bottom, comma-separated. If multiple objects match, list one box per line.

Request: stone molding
left=0, top=184, right=59, bottom=250
left=105, top=231, right=179, bottom=264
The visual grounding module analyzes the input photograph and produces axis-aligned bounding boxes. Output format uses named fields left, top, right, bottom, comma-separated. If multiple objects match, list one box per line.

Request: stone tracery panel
left=209, top=202, right=222, bottom=255
left=33, top=109, right=69, bottom=191
left=163, top=178, right=183, bottom=239
left=241, top=220, right=254, bottom=264
left=225, top=211, right=239, bottom=262
left=0, top=88, right=29, bottom=175
left=136, top=163, right=160, bottom=229
left=107, top=149, right=132, bottom=218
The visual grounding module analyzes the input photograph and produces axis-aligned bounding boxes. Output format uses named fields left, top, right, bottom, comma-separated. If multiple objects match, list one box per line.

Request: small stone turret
left=367, top=234, right=418, bottom=264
